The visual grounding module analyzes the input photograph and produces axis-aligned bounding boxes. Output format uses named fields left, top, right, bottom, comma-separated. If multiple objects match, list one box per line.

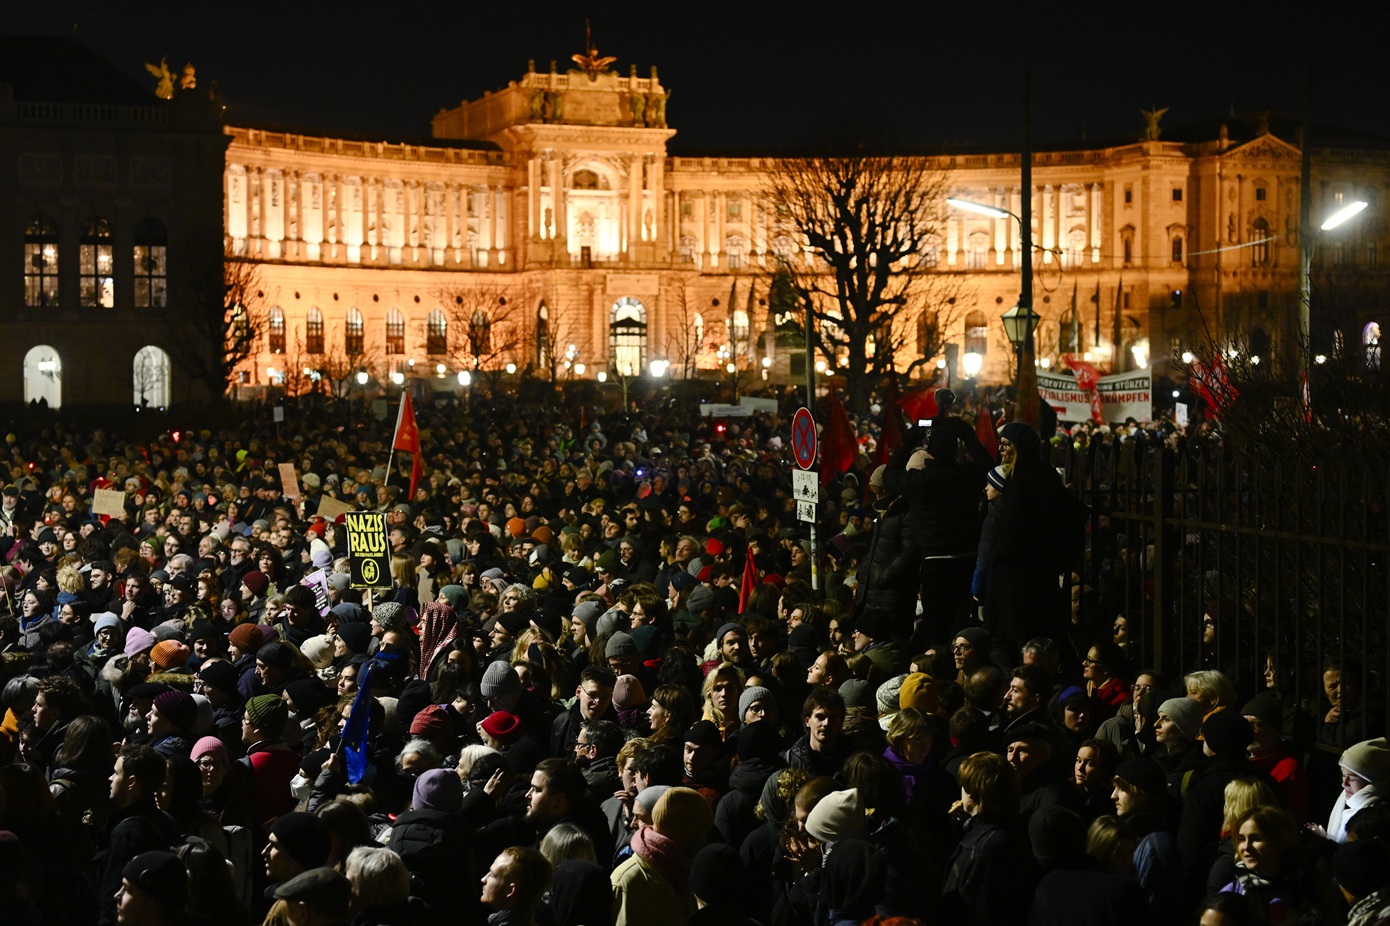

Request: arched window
left=80, top=217, right=114, bottom=307
left=725, top=235, right=747, bottom=270
left=732, top=309, right=750, bottom=348
left=1066, top=228, right=1087, bottom=268
left=469, top=308, right=492, bottom=356
left=693, top=312, right=705, bottom=351
left=345, top=308, right=364, bottom=355
left=24, top=216, right=59, bottom=308
left=609, top=297, right=648, bottom=376
left=133, top=218, right=168, bottom=308
left=1251, top=218, right=1271, bottom=267
left=536, top=302, right=550, bottom=368
left=386, top=308, right=405, bottom=354
left=23, top=345, right=62, bottom=408
left=133, top=345, right=171, bottom=408
left=427, top=309, right=448, bottom=355
left=966, top=232, right=989, bottom=270
left=306, top=307, right=324, bottom=354
left=268, top=307, right=285, bottom=354
left=964, top=310, right=989, bottom=356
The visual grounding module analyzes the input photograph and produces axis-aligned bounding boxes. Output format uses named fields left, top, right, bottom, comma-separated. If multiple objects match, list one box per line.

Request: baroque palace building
left=4, top=36, right=1390, bottom=408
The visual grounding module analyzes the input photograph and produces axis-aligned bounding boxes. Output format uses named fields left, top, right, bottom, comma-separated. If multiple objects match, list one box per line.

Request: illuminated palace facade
left=6, top=39, right=1390, bottom=407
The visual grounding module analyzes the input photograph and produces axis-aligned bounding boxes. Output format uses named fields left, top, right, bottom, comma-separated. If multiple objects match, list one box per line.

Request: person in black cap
left=262, top=812, right=334, bottom=919
left=115, top=850, right=186, bottom=926
left=848, top=608, right=906, bottom=677
left=273, top=867, right=352, bottom=926
left=1336, top=838, right=1390, bottom=926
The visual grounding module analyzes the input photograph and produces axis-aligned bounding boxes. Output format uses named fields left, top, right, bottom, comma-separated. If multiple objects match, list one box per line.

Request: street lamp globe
left=457, top=370, right=471, bottom=386
left=962, top=352, right=983, bottom=377
left=355, top=369, right=368, bottom=386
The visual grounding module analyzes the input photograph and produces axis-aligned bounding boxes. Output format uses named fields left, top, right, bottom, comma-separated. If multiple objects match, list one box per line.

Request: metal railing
left=1053, top=437, right=1389, bottom=745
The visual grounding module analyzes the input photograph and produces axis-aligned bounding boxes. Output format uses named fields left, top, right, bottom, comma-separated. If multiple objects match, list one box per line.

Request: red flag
left=897, top=386, right=938, bottom=425
left=392, top=392, right=423, bottom=501
left=976, top=399, right=998, bottom=461
left=819, top=387, right=858, bottom=490
left=738, top=545, right=759, bottom=614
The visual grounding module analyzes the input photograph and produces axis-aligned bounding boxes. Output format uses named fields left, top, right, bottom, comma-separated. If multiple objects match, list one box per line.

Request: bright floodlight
left=948, top=198, right=1012, bottom=219
left=457, top=370, right=471, bottom=386
left=962, top=351, right=983, bottom=377
left=1321, top=201, right=1369, bottom=231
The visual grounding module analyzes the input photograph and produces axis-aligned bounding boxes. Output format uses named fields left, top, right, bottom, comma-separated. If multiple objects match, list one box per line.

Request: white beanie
left=1341, top=738, right=1390, bottom=783
left=805, top=787, right=866, bottom=845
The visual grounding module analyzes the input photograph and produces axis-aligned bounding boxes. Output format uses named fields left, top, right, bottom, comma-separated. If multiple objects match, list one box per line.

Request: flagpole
left=385, top=393, right=404, bottom=496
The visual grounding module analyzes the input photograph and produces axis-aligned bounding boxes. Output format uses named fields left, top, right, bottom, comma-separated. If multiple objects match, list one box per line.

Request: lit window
left=268, top=307, right=285, bottom=353
left=345, top=308, right=363, bottom=355
left=133, top=218, right=168, bottom=308
left=80, top=217, right=114, bottom=308
left=1251, top=218, right=1270, bottom=267
left=387, top=309, right=405, bottom=354
left=964, top=310, right=989, bottom=355
left=306, top=307, right=324, bottom=354
left=427, top=309, right=448, bottom=354
left=24, top=215, right=59, bottom=308
left=1171, top=236, right=1184, bottom=264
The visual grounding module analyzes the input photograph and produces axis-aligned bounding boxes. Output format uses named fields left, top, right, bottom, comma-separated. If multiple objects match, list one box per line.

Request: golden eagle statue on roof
left=571, top=21, right=616, bottom=80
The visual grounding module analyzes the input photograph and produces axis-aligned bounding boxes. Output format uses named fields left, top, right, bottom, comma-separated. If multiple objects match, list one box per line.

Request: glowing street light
left=946, top=198, right=1011, bottom=219
left=457, top=370, right=471, bottom=386
left=962, top=351, right=983, bottom=377
left=355, top=369, right=369, bottom=386
left=1320, top=200, right=1369, bottom=231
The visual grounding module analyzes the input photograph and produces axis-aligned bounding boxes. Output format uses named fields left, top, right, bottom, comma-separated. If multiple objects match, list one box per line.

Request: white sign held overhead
left=1175, top=403, right=1189, bottom=427
left=797, top=500, right=817, bottom=522
left=791, top=469, right=819, bottom=503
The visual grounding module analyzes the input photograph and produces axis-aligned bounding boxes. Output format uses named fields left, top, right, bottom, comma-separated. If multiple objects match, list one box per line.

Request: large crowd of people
left=0, top=389, right=1385, bottom=926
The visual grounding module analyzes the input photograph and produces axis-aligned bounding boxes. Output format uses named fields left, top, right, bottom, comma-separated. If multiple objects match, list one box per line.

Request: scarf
left=631, top=824, right=693, bottom=903
left=418, top=601, right=458, bottom=678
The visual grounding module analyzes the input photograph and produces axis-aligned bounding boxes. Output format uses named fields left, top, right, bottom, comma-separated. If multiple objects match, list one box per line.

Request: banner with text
left=1038, top=368, right=1153, bottom=424
left=344, top=510, right=391, bottom=589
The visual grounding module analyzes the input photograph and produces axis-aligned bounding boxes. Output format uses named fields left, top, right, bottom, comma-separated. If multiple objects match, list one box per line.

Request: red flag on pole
left=897, top=386, right=938, bottom=425
left=738, top=545, right=759, bottom=614
left=819, top=387, right=858, bottom=490
left=392, top=392, right=423, bottom=501
left=976, top=399, right=998, bottom=461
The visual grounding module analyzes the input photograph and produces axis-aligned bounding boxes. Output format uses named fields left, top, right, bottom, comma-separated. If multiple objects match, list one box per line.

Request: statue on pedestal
left=1140, top=106, right=1168, bottom=141
left=144, top=57, right=174, bottom=100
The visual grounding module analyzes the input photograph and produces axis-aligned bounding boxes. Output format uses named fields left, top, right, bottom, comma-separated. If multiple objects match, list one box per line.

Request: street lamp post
left=1000, top=303, right=1042, bottom=381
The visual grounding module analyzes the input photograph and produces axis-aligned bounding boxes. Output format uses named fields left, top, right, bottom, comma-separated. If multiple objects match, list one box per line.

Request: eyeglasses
left=952, top=644, right=972, bottom=653
left=1081, top=657, right=1099, bottom=666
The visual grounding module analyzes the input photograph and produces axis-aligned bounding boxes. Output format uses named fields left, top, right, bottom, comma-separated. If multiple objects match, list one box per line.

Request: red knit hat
left=228, top=623, right=265, bottom=652
left=480, top=711, right=521, bottom=742
left=410, top=705, right=454, bottom=739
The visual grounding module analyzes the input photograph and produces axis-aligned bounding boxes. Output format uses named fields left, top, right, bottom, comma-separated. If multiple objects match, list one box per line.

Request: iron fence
left=1052, top=437, right=1390, bottom=751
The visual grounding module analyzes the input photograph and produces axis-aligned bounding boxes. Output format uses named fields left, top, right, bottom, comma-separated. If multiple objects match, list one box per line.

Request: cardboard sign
left=273, top=406, right=285, bottom=423
left=301, top=568, right=332, bottom=617
left=91, top=488, right=127, bottom=518
left=316, top=495, right=354, bottom=522
left=343, top=510, right=392, bottom=589
left=278, top=463, right=300, bottom=499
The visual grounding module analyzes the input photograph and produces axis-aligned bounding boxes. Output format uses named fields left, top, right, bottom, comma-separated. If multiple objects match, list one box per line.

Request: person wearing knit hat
left=333, top=622, right=371, bottom=658
left=150, top=640, right=191, bottom=674
left=612, top=675, right=648, bottom=712
left=479, top=711, right=522, bottom=747
left=805, top=787, right=867, bottom=845
left=1156, top=697, right=1204, bottom=743
left=409, top=767, right=464, bottom=813
left=986, top=465, right=1009, bottom=493
left=298, top=633, right=335, bottom=671
left=266, top=812, right=333, bottom=887
left=1327, top=737, right=1390, bottom=842
left=951, top=626, right=992, bottom=679
left=738, top=685, right=774, bottom=727
left=118, top=850, right=188, bottom=921
left=876, top=674, right=906, bottom=718
left=480, top=661, right=523, bottom=710
left=1200, top=710, right=1253, bottom=757
left=686, top=584, right=719, bottom=620
left=228, top=622, right=264, bottom=657
left=410, top=705, right=455, bottom=745
left=125, top=626, right=157, bottom=661
left=308, top=539, right=333, bottom=570
left=1243, top=693, right=1310, bottom=821
left=147, top=690, right=197, bottom=758
left=244, top=693, right=289, bottom=742
left=370, top=602, right=406, bottom=637
left=606, top=631, right=639, bottom=661
left=652, top=786, right=714, bottom=852
left=240, top=569, right=269, bottom=600
left=898, top=672, right=940, bottom=716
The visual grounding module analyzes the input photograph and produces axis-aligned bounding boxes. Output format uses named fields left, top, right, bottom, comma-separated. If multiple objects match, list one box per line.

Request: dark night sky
left=9, top=1, right=1390, bottom=153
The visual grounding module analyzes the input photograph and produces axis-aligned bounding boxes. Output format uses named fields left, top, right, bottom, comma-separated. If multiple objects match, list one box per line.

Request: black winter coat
left=853, top=495, right=921, bottom=619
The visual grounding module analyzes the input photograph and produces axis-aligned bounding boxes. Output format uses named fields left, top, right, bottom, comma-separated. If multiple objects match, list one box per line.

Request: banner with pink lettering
left=1037, top=368, right=1152, bottom=424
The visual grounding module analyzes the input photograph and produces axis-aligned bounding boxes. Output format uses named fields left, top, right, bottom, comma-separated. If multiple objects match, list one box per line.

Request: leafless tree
left=763, top=153, right=967, bottom=411
left=664, top=279, right=707, bottom=379
left=183, top=250, right=268, bottom=401
left=534, top=292, right=591, bottom=387
left=432, top=281, right=527, bottom=393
